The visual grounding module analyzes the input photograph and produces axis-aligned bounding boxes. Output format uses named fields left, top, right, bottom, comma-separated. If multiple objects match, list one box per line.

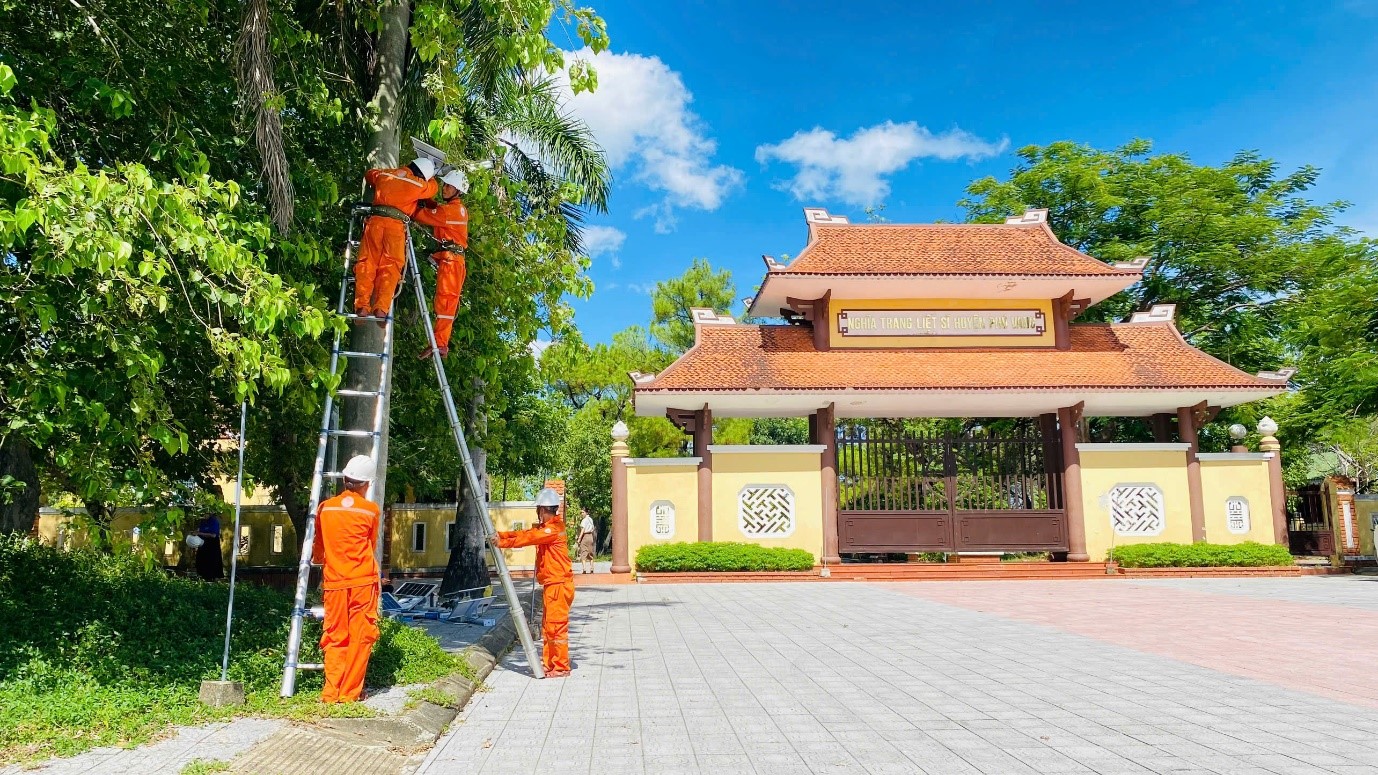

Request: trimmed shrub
left=635, top=542, right=815, bottom=572
left=1108, top=541, right=1294, bottom=568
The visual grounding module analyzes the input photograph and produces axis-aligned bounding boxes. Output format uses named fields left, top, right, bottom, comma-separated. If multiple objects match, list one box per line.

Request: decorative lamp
left=611, top=421, right=630, bottom=442
left=1228, top=424, right=1248, bottom=441
left=1257, top=417, right=1279, bottom=436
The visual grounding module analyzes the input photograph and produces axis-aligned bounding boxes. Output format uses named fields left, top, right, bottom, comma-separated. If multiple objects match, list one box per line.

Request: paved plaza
left=417, top=576, right=1378, bottom=775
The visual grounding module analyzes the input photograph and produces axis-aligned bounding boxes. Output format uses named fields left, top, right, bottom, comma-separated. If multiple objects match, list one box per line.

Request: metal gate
left=837, top=423, right=1068, bottom=553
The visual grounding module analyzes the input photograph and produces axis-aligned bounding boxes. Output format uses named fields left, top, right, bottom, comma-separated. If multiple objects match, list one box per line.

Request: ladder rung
left=337, top=350, right=388, bottom=359
left=336, top=389, right=382, bottom=398
left=325, top=429, right=380, bottom=438
left=342, top=313, right=389, bottom=321
left=296, top=663, right=324, bottom=671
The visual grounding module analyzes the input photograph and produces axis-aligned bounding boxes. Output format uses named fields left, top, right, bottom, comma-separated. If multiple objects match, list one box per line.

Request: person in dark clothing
left=194, top=513, right=224, bottom=581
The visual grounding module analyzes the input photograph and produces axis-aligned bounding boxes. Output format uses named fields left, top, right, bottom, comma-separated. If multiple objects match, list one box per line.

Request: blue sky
left=556, top=0, right=1378, bottom=343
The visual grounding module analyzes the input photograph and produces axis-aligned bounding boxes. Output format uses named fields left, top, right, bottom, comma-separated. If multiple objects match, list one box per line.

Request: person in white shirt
left=576, top=509, right=596, bottom=574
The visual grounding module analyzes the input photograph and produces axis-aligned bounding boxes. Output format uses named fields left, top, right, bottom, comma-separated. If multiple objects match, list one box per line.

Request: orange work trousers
left=320, top=583, right=380, bottom=703
left=354, top=218, right=407, bottom=315
left=540, top=581, right=574, bottom=674
left=431, top=252, right=467, bottom=348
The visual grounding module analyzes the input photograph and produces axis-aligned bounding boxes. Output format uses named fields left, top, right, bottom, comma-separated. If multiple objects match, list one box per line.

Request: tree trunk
left=83, top=498, right=115, bottom=550
left=0, top=434, right=39, bottom=535
left=342, top=0, right=411, bottom=523
left=440, top=380, right=489, bottom=599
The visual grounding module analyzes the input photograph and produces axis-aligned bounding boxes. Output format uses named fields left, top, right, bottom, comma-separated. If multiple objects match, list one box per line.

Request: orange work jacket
left=496, top=516, right=571, bottom=586
left=413, top=197, right=469, bottom=251
left=364, top=167, right=439, bottom=217
left=313, top=491, right=381, bottom=591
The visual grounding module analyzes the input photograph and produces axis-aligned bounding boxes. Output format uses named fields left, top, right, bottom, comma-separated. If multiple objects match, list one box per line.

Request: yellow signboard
left=828, top=298, right=1056, bottom=349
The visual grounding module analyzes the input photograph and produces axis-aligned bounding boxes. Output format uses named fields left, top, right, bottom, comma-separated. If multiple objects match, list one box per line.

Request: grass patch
left=408, top=686, right=463, bottom=710
left=181, top=760, right=231, bottom=775
left=0, top=535, right=463, bottom=764
left=635, top=542, right=815, bottom=572
left=1108, top=541, right=1295, bottom=568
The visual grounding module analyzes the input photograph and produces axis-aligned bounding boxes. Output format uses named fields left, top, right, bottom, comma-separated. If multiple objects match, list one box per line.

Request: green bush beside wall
left=635, top=542, right=815, bottom=572
left=1108, top=541, right=1294, bottom=568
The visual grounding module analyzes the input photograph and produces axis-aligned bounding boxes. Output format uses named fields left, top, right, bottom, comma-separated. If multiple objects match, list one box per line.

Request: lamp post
left=610, top=421, right=631, bottom=574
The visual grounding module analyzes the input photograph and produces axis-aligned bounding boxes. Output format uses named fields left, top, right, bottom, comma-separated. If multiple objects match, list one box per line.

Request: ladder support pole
left=405, top=237, right=546, bottom=679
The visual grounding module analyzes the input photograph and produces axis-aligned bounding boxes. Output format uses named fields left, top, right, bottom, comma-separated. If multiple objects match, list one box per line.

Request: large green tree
left=961, top=140, right=1350, bottom=376
left=650, top=257, right=738, bottom=352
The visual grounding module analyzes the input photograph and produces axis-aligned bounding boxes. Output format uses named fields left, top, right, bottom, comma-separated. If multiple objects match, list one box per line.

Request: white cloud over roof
left=560, top=49, right=743, bottom=232
left=756, top=121, right=1009, bottom=206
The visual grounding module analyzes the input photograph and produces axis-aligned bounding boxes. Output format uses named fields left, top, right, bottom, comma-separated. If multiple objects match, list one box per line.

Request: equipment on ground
left=185, top=534, right=204, bottom=549
left=279, top=196, right=545, bottom=697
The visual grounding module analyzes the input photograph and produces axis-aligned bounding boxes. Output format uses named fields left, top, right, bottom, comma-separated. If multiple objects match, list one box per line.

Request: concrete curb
left=230, top=596, right=538, bottom=775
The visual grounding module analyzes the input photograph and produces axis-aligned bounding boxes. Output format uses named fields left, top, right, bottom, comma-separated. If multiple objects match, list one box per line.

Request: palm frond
left=234, top=0, right=294, bottom=233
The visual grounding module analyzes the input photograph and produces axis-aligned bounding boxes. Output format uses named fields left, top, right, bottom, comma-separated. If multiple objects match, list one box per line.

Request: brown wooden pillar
left=1058, top=404, right=1089, bottom=561
left=610, top=423, right=631, bottom=574
left=1149, top=413, right=1175, bottom=443
left=813, top=403, right=840, bottom=564
left=1177, top=405, right=1207, bottom=543
left=694, top=405, right=713, bottom=542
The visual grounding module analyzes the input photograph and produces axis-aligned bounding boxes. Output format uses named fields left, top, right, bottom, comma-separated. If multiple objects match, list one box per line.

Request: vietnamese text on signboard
left=837, top=309, right=1046, bottom=337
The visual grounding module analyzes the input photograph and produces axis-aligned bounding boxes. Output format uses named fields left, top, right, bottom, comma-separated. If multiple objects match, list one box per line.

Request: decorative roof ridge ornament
left=1004, top=208, right=1049, bottom=225
left=762, top=254, right=787, bottom=272
left=690, top=307, right=736, bottom=326
left=1256, top=367, right=1297, bottom=382
left=803, top=207, right=850, bottom=243
left=628, top=371, right=658, bottom=384
left=1127, top=303, right=1177, bottom=324
left=1113, top=256, right=1151, bottom=272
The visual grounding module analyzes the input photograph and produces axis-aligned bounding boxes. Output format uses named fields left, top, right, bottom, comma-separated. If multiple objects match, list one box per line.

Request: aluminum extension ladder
left=280, top=205, right=545, bottom=697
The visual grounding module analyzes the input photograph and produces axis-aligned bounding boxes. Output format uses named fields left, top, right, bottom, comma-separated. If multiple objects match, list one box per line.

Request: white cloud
left=755, top=121, right=1009, bottom=206
left=560, top=49, right=743, bottom=231
left=581, top=225, right=626, bottom=268
left=529, top=339, right=553, bottom=360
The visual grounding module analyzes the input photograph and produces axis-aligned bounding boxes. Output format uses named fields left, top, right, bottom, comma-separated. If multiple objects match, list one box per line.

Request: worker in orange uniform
left=412, top=169, right=470, bottom=359
left=490, top=488, right=573, bottom=677
left=313, top=455, right=382, bottom=703
left=355, top=157, right=438, bottom=323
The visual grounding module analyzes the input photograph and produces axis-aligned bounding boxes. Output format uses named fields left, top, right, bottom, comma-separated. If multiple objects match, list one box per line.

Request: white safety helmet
left=410, top=157, right=436, bottom=180
left=439, top=170, right=469, bottom=196
left=342, top=455, right=376, bottom=483
left=185, top=534, right=204, bottom=549
left=534, top=487, right=562, bottom=508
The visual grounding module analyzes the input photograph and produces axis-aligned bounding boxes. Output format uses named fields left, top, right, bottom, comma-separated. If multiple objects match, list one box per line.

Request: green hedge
left=1108, top=541, right=1294, bottom=568
left=635, top=542, right=815, bottom=572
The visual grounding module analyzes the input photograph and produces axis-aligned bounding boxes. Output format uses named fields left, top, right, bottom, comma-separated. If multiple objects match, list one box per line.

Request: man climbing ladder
left=355, top=158, right=439, bottom=321
left=413, top=170, right=470, bottom=359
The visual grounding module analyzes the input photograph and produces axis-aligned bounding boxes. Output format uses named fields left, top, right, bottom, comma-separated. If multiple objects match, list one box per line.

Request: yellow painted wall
left=1080, top=448, right=1193, bottom=562
left=828, top=297, right=1056, bottom=349
left=1199, top=458, right=1278, bottom=546
left=387, top=503, right=539, bottom=572
left=624, top=461, right=698, bottom=563
left=35, top=506, right=295, bottom=568
left=710, top=450, right=824, bottom=561
left=1354, top=496, right=1377, bottom=559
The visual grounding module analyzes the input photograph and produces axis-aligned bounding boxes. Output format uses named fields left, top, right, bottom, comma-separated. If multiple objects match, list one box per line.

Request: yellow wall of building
left=624, top=461, right=699, bottom=563
left=1198, top=457, right=1278, bottom=546
left=1354, top=496, right=1377, bottom=559
left=710, top=449, right=824, bottom=561
left=387, top=503, right=540, bottom=573
left=828, top=297, right=1056, bottom=349
left=1080, top=447, right=1194, bottom=562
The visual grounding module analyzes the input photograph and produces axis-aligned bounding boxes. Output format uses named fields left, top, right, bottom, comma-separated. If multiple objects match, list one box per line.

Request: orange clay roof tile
left=638, top=324, right=1279, bottom=393
left=781, top=223, right=1126, bottom=277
